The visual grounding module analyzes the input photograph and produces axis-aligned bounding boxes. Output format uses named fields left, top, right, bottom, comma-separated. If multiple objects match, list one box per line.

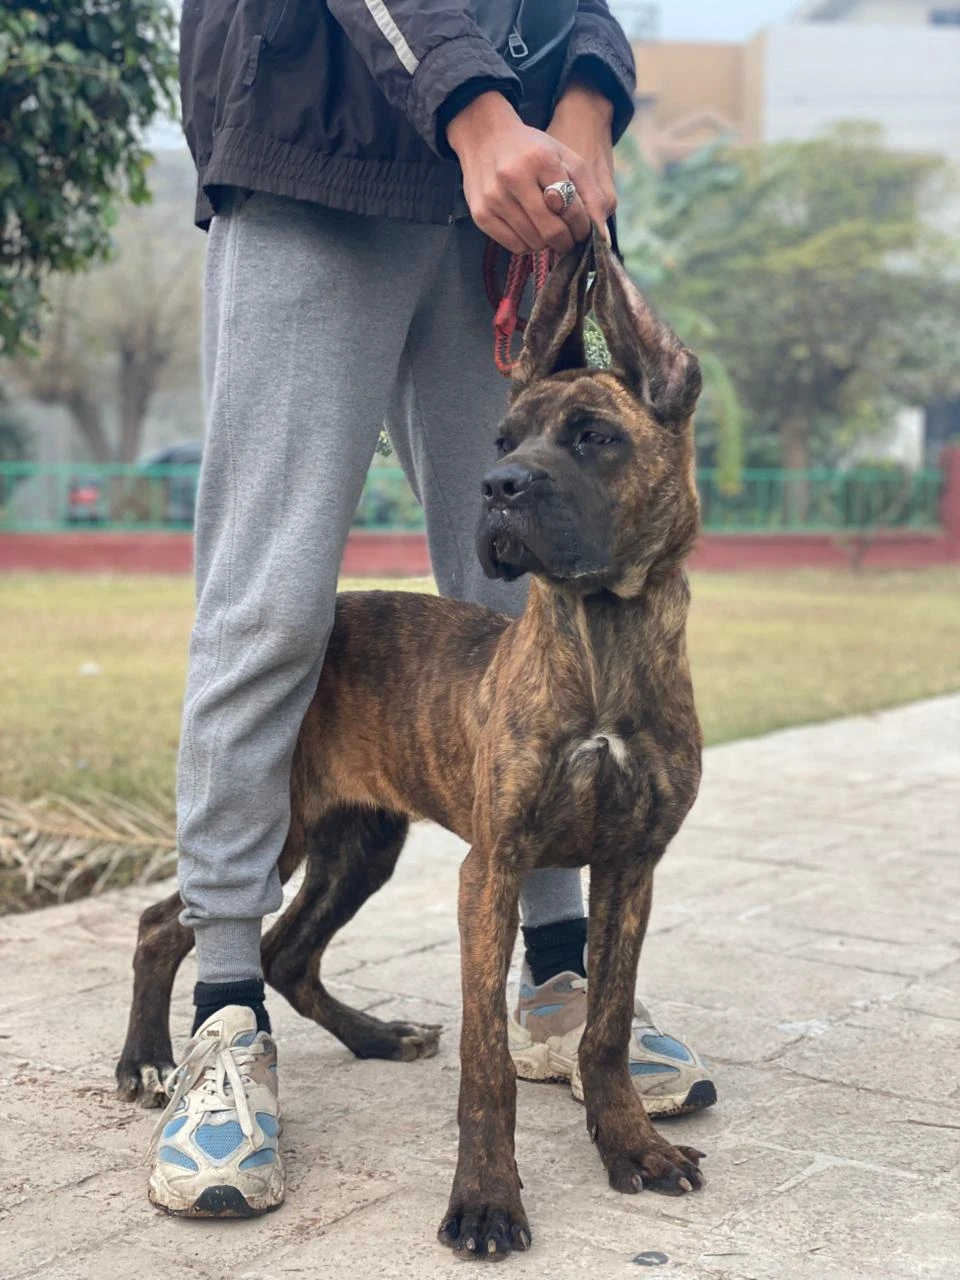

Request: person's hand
left=446, top=92, right=606, bottom=254
left=546, top=80, right=617, bottom=239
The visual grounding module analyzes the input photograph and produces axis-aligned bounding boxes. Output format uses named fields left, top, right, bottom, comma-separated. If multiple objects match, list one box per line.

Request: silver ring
left=543, top=179, right=577, bottom=212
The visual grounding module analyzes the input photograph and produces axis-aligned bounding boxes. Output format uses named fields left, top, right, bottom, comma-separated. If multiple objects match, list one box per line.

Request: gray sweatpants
left=178, top=193, right=584, bottom=983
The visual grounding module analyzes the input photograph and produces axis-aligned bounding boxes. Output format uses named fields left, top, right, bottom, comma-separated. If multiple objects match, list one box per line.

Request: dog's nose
left=482, top=463, right=539, bottom=506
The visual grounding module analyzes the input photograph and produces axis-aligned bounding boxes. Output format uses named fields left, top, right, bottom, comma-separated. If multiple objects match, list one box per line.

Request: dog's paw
left=605, top=1140, right=706, bottom=1197
left=386, top=1020, right=443, bottom=1061
left=115, top=1056, right=177, bottom=1108
left=438, top=1202, right=531, bottom=1260
left=357, top=1019, right=443, bottom=1062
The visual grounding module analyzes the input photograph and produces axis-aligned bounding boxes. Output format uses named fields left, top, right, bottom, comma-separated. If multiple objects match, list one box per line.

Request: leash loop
left=484, top=240, right=555, bottom=377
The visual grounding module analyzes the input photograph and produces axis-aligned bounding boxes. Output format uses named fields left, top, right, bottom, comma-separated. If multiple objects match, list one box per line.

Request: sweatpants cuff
left=193, top=918, right=264, bottom=984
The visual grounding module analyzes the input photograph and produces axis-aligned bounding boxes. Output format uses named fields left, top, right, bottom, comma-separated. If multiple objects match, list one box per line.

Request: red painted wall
left=3, top=448, right=959, bottom=577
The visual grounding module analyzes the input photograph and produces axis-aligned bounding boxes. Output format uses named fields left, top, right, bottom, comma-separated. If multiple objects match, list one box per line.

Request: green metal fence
left=697, top=467, right=943, bottom=532
left=0, top=461, right=944, bottom=534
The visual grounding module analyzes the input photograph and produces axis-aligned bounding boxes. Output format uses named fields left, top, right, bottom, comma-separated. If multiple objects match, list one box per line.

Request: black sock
left=192, top=979, right=272, bottom=1036
left=522, top=916, right=588, bottom=987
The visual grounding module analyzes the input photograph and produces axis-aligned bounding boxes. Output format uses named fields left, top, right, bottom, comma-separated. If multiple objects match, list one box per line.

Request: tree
left=615, top=138, right=746, bottom=492
left=664, top=126, right=960, bottom=506
left=13, top=183, right=202, bottom=462
left=0, top=1, right=177, bottom=355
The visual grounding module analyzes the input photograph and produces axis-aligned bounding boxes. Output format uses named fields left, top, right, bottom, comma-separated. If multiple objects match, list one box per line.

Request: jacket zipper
left=243, top=0, right=293, bottom=88
left=507, top=28, right=529, bottom=60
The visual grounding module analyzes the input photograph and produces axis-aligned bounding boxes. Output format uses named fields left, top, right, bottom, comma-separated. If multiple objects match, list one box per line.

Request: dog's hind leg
left=115, top=890, right=194, bottom=1107
left=115, top=820, right=308, bottom=1107
left=262, top=805, right=442, bottom=1062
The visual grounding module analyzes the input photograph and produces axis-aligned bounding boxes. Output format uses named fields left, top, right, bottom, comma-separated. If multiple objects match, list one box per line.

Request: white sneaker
left=147, top=1005, right=284, bottom=1217
left=509, top=963, right=717, bottom=1118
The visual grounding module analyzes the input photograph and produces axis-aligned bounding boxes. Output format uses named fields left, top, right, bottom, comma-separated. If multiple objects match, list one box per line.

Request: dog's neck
left=511, top=569, right=691, bottom=705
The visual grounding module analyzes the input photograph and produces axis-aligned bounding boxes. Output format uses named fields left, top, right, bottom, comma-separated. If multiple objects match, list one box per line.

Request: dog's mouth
left=483, top=530, right=546, bottom=582
left=478, top=507, right=612, bottom=585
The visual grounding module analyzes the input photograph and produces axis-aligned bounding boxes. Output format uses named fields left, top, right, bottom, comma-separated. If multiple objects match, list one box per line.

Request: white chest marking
left=569, top=732, right=631, bottom=771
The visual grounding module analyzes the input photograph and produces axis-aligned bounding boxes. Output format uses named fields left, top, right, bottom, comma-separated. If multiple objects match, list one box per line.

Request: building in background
left=632, top=0, right=960, bottom=166
left=749, top=0, right=960, bottom=159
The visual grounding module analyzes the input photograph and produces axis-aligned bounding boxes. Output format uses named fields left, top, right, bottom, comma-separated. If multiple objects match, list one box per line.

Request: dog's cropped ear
left=511, top=238, right=593, bottom=397
left=591, top=228, right=701, bottom=426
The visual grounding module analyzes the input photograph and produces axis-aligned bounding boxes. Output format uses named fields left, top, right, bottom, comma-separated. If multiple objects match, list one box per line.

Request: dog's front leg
left=438, top=846, right=531, bottom=1259
left=580, top=863, right=706, bottom=1196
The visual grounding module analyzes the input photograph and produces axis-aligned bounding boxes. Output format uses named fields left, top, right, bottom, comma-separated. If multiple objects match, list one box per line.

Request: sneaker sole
left=512, top=1040, right=717, bottom=1118
left=149, top=1183, right=284, bottom=1219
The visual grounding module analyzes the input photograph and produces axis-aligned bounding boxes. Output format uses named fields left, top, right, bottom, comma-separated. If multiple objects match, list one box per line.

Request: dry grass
left=2, top=569, right=958, bottom=910
left=0, top=792, right=176, bottom=912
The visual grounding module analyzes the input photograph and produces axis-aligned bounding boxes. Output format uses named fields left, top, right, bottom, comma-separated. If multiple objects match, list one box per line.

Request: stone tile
left=31, top=1239, right=214, bottom=1280
left=720, top=1075, right=960, bottom=1175
left=775, top=1004, right=960, bottom=1101
left=722, top=1164, right=959, bottom=1280
left=340, top=947, right=463, bottom=1009
left=787, top=932, right=960, bottom=979
left=770, top=883, right=960, bottom=947
left=0, top=1168, right=162, bottom=1279
left=895, top=964, right=960, bottom=1022
left=650, top=864, right=826, bottom=927
left=638, top=933, right=908, bottom=1028
left=1, top=982, right=132, bottom=1071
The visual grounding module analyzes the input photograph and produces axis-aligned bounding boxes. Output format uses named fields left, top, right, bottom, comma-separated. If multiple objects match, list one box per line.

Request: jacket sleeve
left=555, top=1, right=637, bottom=143
left=326, top=1, right=521, bottom=155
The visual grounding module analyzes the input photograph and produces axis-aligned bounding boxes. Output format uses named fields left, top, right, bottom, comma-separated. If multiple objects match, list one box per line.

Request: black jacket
left=180, top=1, right=636, bottom=228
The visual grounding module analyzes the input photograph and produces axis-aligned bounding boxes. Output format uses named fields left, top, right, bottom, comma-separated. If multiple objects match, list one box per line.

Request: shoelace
left=145, top=1035, right=258, bottom=1163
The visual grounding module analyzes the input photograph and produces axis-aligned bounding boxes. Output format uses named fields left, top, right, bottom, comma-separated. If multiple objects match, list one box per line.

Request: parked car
left=139, top=441, right=203, bottom=526
left=67, top=474, right=108, bottom=524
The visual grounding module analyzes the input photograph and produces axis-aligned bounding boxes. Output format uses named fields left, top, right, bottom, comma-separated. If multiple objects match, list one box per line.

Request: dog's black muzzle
left=476, top=456, right=614, bottom=584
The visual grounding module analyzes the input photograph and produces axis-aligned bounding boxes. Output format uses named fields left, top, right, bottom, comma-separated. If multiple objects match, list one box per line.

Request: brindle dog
left=116, top=229, right=706, bottom=1259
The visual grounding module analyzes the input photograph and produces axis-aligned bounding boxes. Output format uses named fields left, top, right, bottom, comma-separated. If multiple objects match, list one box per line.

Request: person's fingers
left=463, top=176, right=534, bottom=252
left=511, top=184, right=574, bottom=254
left=498, top=194, right=566, bottom=253
left=500, top=156, right=575, bottom=253
left=475, top=209, right=528, bottom=254
left=557, top=147, right=610, bottom=235
left=543, top=185, right=590, bottom=244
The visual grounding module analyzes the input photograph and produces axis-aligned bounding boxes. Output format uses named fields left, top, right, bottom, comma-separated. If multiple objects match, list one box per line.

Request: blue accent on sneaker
left=239, top=1148, right=276, bottom=1170
left=161, top=1115, right=188, bottom=1140
left=630, top=1062, right=681, bottom=1078
left=256, top=1112, right=280, bottom=1138
left=234, top=1031, right=258, bottom=1047
left=640, top=1033, right=694, bottom=1064
left=159, top=1145, right=199, bottom=1171
left=195, top=1120, right=245, bottom=1159
left=528, top=1003, right=566, bottom=1018
left=519, top=984, right=537, bottom=1000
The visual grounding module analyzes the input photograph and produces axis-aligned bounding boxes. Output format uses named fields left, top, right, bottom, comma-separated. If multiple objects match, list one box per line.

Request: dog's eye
left=495, top=436, right=514, bottom=456
left=576, top=430, right=615, bottom=449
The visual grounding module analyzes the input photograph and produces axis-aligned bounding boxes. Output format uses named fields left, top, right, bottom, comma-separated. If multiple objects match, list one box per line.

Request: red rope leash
left=483, top=240, right=555, bottom=377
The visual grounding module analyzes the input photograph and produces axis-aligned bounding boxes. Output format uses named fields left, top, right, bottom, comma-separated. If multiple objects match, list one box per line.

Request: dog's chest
left=509, top=719, right=701, bottom=867
left=568, top=730, right=632, bottom=772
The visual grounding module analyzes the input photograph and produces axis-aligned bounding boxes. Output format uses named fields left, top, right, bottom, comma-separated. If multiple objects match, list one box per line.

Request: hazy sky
left=643, top=1, right=797, bottom=41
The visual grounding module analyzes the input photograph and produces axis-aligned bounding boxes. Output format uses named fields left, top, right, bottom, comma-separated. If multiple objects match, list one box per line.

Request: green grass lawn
left=2, top=569, right=959, bottom=815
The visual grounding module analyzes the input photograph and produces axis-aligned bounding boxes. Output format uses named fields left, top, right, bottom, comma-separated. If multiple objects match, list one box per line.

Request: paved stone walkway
left=3, top=696, right=959, bottom=1280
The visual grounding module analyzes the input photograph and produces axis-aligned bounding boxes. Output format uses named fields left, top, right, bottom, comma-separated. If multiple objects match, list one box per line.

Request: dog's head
left=477, top=230, right=702, bottom=596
